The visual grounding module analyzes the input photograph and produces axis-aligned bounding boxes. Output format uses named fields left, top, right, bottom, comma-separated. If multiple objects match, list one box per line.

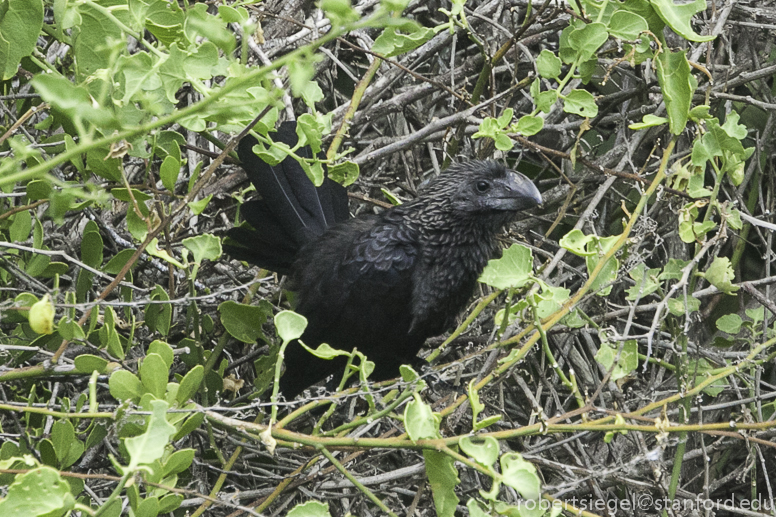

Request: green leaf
left=563, top=88, right=598, bottom=118
left=536, top=49, right=562, bottom=78
left=163, top=448, right=195, bottom=477
left=182, top=234, right=222, bottom=264
left=320, top=0, right=360, bottom=25
left=288, top=500, right=332, bottom=517
left=51, top=420, right=75, bottom=465
left=328, top=160, right=360, bottom=187
left=628, top=114, right=668, bottom=130
left=535, top=90, right=558, bottom=113
left=74, top=354, right=110, bottom=374
left=651, top=0, right=716, bottom=42
left=559, top=229, right=597, bottom=256
left=625, top=263, right=661, bottom=300
left=187, top=194, right=213, bottom=215
left=515, top=115, right=543, bottom=136
left=146, top=284, right=172, bottom=336
left=405, top=393, right=440, bottom=441
left=9, top=209, right=31, bottom=243
left=298, top=342, right=351, bottom=359
left=218, top=301, right=270, bottom=343
left=568, top=22, right=608, bottom=61
left=500, top=452, right=541, bottom=500
left=176, top=365, right=204, bottom=405
left=459, top=436, right=499, bottom=466
left=690, top=358, right=726, bottom=397
left=423, top=449, right=460, bottom=517
left=716, top=314, right=742, bottom=334
left=533, top=284, right=570, bottom=319
left=607, top=10, right=648, bottom=40
left=702, top=256, right=739, bottom=294
left=109, top=369, right=144, bottom=403
left=479, top=244, right=534, bottom=289
left=372, top=25, right=435, bottom=58
left=0, top=467, right=75, bottom=516
left=594, top=339, right=639, bottom=381
left=667, top=296, right=700, bottom=316
left=159, top=156, right=181, bottom=192
left=146, top=239, right=184, bottom=269
left=126, top=400, right=176, bottom=469
left=148, top=340, right=174, bottom=369
left=655, top=49, right=693, bottom=135
left=0, top=0, right=43, bottom=79
left=80, top=221, right=103, bottom=268
left=140, top=353, right=169, bottom=399
left=275, top=310, right=308, bottom=343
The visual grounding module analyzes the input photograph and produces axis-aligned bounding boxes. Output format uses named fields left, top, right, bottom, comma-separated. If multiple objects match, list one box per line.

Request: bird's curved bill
left=494, top=171, right=542, bottom=211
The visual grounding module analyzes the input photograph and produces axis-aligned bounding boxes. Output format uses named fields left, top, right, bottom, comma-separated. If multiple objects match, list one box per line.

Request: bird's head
left=440, top=161, right=542, bottom=214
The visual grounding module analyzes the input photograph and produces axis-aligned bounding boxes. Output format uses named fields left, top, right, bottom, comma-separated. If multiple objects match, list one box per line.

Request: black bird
left=226, top=121, right=542, bottom=398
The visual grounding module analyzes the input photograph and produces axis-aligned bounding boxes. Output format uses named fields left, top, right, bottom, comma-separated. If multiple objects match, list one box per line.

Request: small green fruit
left=29, top=294, right=55, bottom=335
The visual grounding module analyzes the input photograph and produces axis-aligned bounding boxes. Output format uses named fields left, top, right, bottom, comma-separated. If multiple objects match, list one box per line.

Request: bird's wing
left=293, top=216, right=421, bottom=357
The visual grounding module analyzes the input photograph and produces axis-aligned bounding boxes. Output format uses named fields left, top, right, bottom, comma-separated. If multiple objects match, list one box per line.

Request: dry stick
left=0, top=103, right=49, bottom=145
left=354, top=83, right=525, bottom=166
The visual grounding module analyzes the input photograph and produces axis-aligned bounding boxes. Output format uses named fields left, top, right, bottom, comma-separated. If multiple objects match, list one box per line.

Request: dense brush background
left=1, top=0, right=776, bottom=516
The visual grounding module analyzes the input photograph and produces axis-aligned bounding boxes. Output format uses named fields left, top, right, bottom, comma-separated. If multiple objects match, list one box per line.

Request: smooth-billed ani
left=226, top=122, right=541, bottom=398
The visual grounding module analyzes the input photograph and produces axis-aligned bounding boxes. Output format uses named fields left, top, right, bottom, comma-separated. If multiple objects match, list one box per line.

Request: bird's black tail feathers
left=224, top=121, right=349, bottom=274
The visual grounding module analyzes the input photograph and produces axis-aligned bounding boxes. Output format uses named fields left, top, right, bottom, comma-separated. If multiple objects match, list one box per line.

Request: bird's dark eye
left=475, top=180, right=490, bottom=193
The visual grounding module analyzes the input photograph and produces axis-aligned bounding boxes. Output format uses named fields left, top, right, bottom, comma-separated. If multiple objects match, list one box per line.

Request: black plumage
left=225, top=122, right=542, bottom=398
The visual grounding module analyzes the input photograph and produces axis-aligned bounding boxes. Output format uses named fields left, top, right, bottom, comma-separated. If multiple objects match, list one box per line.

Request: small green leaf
left=690, top=358, right=726, bottom=397
left=140, top=353, right=169, bottom=399
left=460, top=436, right=499, bottom=466
left=372, top=25, right=435, bottom=58
left=328, top=160, right=360, bottom=187
left=109, top=369, right=144, bottom=402
left=297, top=342, right=350, bottom=359
left=667, top=296, right=700, bottom=316
left=535, top=90, right=558, bottom=113
left=218, top=301, right=270, bottom=343
left=536, top=49, right=562, bottom=78
left=716, top=314, right=742, bottom=334
left=176, top=365, right=204, bottom=405
left=500, top=452, right=541, bottom=500
left=275, top=310, right=308, bottom=342
left=629, top=114, right=668, bottom=130
left=74, top=354, right=110, bottom=374
left=9, top=209, right=31, bottom=243
left=163, top=448, right=195, bottom=477
left=607, top=10, right=648, bottom=40
left=479, top=244, right=534, bottom=289
left=515, top=115, right=543, bottom=136
left=146, top=239, right=185, bottom=268
left=594, top=340, right=638, bottom=381
left=288, top=501, right=331, bottom=517
left=148, top=340, right=174, bottom=369
left=655, top=49, right=693, bottom=135
left=702, top=256, right=739, bottom=295
left=125, top=400, right=176, bottom=469
left=423, top=449, right=460, bottom=517
left=0, top=467, right=75, bottom=516
left=182, top=234, right=222, bottom=264
left=187, top=194, right=212, bottom=215
left=405, top=393, right=440, bottom=441
left=563, top=89, right=598, bottom=118
left=559, top=229, right=597, bottom=257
